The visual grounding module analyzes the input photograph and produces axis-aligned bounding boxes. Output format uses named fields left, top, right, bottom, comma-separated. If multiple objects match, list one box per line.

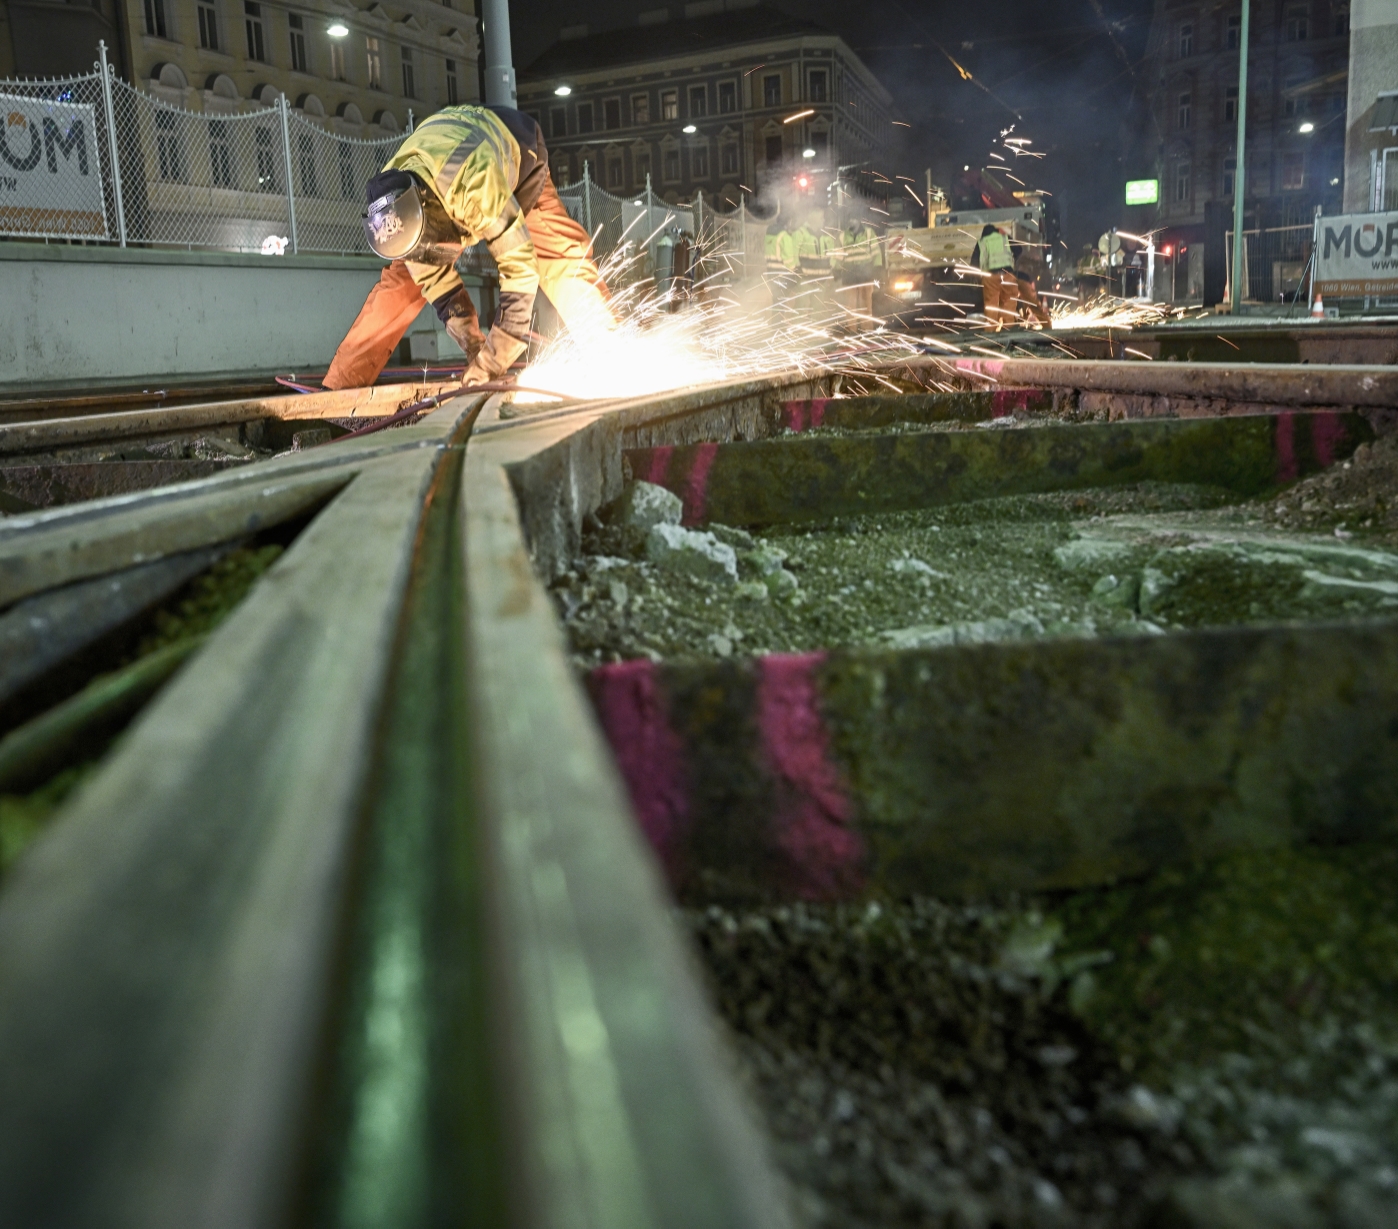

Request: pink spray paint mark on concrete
left=781, top=399, right=829, bottom=432
left=1275, top=412, right=1299, bottom=485
left=644, top=446, right=674, bottom=486
left=756, top=653, right=864, bottom=899
left=990, top=387, right=1036, bottom=418
left=681, top=442, right=719, bottom=525
left=588, top=660, right=691, bottom=884
left=1311, top=412, right=1347, bottom=469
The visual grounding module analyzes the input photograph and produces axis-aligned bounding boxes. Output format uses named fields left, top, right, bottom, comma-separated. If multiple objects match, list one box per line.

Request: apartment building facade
left=1344, top=0, right=1398, bottom=210
left=1, top=0, right=478, bottom=134
left=516, top=1, right=897, bottom=207
left=1135, top=0, right=1350, bottom=294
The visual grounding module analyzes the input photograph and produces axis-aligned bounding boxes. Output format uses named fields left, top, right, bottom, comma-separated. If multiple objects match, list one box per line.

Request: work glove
left=461, top=327, right=527, bottom=389
left=432, top=287, right=484, bottom=364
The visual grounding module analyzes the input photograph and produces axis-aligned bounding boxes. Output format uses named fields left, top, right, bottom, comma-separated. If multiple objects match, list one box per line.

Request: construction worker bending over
left=324, top=104, right=610, bottom=390
left=976, top=224, right=1018, bottom=332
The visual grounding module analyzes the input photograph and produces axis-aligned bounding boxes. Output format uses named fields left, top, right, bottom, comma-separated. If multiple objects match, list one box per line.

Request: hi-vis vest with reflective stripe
left=382, top=105, right=538, bottom=332
left=979, top=229, right=1014, bottom=271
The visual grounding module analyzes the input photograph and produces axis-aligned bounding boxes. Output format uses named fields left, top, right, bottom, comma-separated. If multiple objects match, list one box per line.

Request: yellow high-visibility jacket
left=383, top=105, right=541, bottom=343
left=978, top=229, right=1015, bottom=271
left=765, top=230, right=798, bottom=272
left=792, top=225, right=833, bottom=272
left=838, top=225, right=884, bottom=270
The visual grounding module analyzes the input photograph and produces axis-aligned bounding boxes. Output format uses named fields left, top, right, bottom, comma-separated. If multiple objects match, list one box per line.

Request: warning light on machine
left=1125, top=179, right=1159, bottom=205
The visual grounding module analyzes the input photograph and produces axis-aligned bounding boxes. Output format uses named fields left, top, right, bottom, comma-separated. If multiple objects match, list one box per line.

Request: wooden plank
left=462, top=446, right=794, bottom=1229
left=0, top=444, right=449, bottom=1228
left=0, top=382, right=460, bottom=458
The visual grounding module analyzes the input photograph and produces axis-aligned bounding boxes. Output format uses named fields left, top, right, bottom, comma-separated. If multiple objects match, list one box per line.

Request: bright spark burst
left=1049, top=292, right=1193, bottom=332
left=514, top=217, right=927, bottom=405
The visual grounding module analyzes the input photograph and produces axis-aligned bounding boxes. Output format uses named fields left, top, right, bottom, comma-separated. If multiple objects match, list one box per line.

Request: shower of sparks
left=1049, top=292, right=1195, bottom=331
left=514, top=217, right=931, bottom=405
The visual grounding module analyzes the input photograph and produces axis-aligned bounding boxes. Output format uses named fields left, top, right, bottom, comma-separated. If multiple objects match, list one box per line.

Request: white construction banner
left=1314, top=211, right=1398, bottom=297
left=0, top=93, right=108, bottom=239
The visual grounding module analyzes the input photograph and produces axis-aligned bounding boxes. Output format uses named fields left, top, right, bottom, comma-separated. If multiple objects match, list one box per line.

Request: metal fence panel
left=0, top=71, right=116, bottom=242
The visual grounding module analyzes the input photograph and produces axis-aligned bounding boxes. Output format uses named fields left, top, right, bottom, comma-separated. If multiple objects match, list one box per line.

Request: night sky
left=511, top=0, right=1157, bottom=253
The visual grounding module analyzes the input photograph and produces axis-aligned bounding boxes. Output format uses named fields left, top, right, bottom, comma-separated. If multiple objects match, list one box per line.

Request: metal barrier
left=1224, top=223, right=1315, bottom=306
left=556, top=166, right=768, bottom=287
left=0, top=44, right=399, bottom=256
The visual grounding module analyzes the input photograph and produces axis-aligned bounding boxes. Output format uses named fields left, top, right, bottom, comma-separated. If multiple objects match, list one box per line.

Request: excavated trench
left=552, top=392, right=1398, bottom=1228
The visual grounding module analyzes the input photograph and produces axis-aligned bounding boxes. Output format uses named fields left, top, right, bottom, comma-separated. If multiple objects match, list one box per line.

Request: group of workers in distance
left=324, top=101, right=1051, bottom=390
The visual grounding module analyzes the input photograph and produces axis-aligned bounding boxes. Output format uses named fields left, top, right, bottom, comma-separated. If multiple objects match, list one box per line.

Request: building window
left=764, top=133, right=782, bottom=162
left=401, top=45, right=415, bottom=98
left=1281, top=151, right=1305, bottom=189
left=692, top=146, right=708, bottom=177
left=1227, top=14, right=1240, bottom=49
left=721, top=142, right=738, bottom=174
left=607, top=156, right=622, bottom=187
left=198, top=0, right=218, bottom=50
left=289, top=14, right=306, bottom=71
left=244, top=1, right=265, bottom=62
left=1225, top=85, right=1238, bottom=121
left=809, top=69, right=828, bottom=102
left=635, top=150, right=651, bottom=183
left=155, top=109, right=184, bottom=179
left=209, top=118, right=232, bottom=186
left=763, top=74, right=781, bottom=107
left=339, top=141, right=356, bottom=196
left=577, top=101, right=594, bottom=134
left=255, top=126, right=278, bottom=190
left=811, top=128, right=828, bottom=159
left=632, top=92, right=650, bottom=124
left=1175, top=161, right=1191, bottom=202
left=366, top=35, right=382, bottom=89
left=144, top=0, right=168, bottom=38
left=549, top=106, right=566, bottom=137
left=446, top=58, right=458, bottom=104
left=604, top=98, right=621, bottom=129
left=718, top=80, right=736, bottom=113
left=661, top=90, right=678, bottom=121
left=1223, top=156, right=1236, bottom=196
left=551, top=150, right=569, bottom=185
left=1179, top=22, right=1193, bottom=57
left=298, top=131, right=318, bottom=195
left=329, top=37, right=345, bottom=81
left=1334, top=3, right=1350, bottom=35
left=1286, top=7, right=1309, bottom=39
left=663, top=147, right=680, bottom=181
left=1178, top=91, right=1191, bottom=129
left=688, top=85, right=707, bottom=117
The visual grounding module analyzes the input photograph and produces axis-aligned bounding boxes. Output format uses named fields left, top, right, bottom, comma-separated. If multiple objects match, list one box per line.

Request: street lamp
left=554, top=84, right=572, bottom=96
left=802, top=147, right=816, bottom=158
left=1299, top=121, right=1315, bottom=133
left=682, top=124, right=696, bottom=134
left=327, top=21, right=348, bottom=36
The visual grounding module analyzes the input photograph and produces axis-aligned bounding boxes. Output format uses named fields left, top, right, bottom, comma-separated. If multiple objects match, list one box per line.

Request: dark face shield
left=363, top=172, right=463, bottom=265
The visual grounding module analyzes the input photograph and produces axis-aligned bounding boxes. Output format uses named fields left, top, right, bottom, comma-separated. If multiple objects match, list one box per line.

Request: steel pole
left=97, top=41, right=127, bottom=247
left=481, top=0, right=516, bottom=105
left=1229, top=0, right=1251, bottom=314
left=280, top=94, right=299, bottom=255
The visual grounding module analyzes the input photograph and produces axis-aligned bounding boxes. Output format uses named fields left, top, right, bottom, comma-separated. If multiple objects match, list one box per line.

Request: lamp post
left=482, top=0, right=516, bottom=105
left=1229, top=0, right=1251, bottom=315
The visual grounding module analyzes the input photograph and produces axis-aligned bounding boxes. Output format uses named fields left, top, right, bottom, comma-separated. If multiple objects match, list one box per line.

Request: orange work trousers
left=1015, top=277, right=1053, bottom=327
left=323, top=176, right=607, bottom=390
left=980, top=269, right=1020, bottom=330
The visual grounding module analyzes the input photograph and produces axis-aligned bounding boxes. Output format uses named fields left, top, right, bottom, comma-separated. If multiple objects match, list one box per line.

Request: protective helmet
left=363, top=171, right=425, bottom=259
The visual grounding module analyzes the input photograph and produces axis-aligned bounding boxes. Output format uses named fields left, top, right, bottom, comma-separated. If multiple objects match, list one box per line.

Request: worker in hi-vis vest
left=324, top=104, right=611, bottom=390
left=976, top=223, right=1018, bottom=331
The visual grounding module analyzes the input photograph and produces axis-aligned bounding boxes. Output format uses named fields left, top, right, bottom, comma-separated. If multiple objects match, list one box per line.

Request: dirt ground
left=689, top=838, right=1398, bottom=1229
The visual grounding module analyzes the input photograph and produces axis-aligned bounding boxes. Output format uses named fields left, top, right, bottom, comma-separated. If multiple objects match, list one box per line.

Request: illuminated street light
left=802, top=147, right=816, bottom=158
left=682, top=124, right=696, bottom=134
left=1299, top=121, right=1315, bottom=133
left=554, top=84, right=572, bottom=96
left=327, top=21, right=348, bottom=36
